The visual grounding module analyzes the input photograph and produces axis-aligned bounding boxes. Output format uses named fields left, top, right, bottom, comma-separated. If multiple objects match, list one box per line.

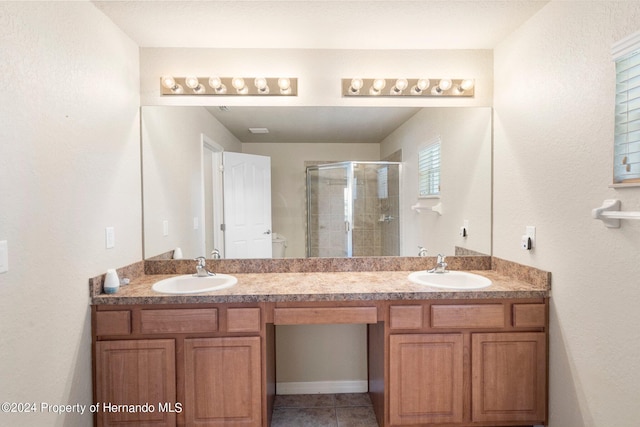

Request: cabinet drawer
left=227, top=308, right=261, bottom=333
left=273, top=307, right=377, bottom=325
left=389, top=305, right=423, bottom=329
left=95, top=310, right=131, bottom=336
left=431, top=304, right=505, bottom=328
left=513, top=304, right=546, bottom=328
left=140, top=309, right=218, bottom=334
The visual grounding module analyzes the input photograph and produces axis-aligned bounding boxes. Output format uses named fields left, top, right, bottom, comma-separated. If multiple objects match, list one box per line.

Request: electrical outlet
left=105, top=227, right=115, bottom=249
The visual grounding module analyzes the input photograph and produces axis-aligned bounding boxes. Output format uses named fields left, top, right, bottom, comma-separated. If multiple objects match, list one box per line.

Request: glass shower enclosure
left=306, top=161, right=402, bottom=257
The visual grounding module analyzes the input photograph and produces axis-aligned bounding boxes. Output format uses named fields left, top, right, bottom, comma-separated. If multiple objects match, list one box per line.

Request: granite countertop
left=91, top=269, right=550, bottom=305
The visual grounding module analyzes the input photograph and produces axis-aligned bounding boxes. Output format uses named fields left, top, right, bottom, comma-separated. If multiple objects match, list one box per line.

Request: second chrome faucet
left=194, top=256, right=216, bottom=277
left=428, top=254, right=448, bottom=274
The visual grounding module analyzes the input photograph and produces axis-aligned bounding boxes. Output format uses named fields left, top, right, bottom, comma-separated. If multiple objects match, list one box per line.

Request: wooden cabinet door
left=95, top=339, right=176, bottom=427
left=184, top=337, right=262, bottom=426
left=472, top=332, right=546, bottom=423
left=389, top=334, right=464, bottom=425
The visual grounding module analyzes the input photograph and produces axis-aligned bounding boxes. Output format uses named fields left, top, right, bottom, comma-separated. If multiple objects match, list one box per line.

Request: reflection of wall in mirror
left=380, top=107, right=492, bottom=257
left=244, top=144, right=380, bottom=258
left=245, top=108, right=492, bottom=258
left=142, top=106, right=242, bottom=259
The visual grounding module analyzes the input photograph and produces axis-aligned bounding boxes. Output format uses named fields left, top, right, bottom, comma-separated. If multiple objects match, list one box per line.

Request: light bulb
left=460, top=79, right=474, bottom=91
left=161, top=76, right=177, bottom=90
left=209, top=77, right=227, bottom=94
left=232, top=77, right=246, bottom=92
left=185, top=76, right=205, bottom=94
left=416, top=79, right=430, bottom=91
left=278, top=78, right=291, bottom=94
left=410, top=79, right=430, bottom=95
left=209, top=76, right=222, bottom=89
left=369, top=79, right=386, bottom=95
left=372, top=79, right=386, bottom=91
left=185, top=76, right=199, bottom=89
left=349, top=78, right=363, bottom=94
left=278, top=78, right=291, bottom=90
left=254, top=77, right=268, bottom=90
left=394, top=79, right=408, bottom=91
left=438, top=79, right=452, bottom=91
left=391, top=78, right=408, bottom=95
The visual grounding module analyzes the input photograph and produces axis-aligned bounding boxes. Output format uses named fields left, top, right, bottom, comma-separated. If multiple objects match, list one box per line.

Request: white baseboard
left=276, top=380, right=368, bottom=395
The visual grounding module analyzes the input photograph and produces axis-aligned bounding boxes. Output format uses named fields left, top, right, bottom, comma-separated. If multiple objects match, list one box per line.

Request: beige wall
left=493, top=2, right=640, bottom=426
left=0, top=2, right=140, bottom=426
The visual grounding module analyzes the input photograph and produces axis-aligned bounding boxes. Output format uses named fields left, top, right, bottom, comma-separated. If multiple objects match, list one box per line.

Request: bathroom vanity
left=91, top=259, right=550, bottom=427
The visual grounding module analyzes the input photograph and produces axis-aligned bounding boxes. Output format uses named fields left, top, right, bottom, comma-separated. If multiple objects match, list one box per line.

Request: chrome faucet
left=428, top=254, right=448, bottom=274
left=194, top=257, right=215, bottom=277
left=418, top=246, right=428, bottom=257
left=210, top=248, right=221, bottom=259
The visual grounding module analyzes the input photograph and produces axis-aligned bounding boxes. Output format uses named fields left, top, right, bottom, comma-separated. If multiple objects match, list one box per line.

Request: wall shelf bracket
left=592, top=199, right=640, bottom=228
left=411, top=202, right=442, bottom=216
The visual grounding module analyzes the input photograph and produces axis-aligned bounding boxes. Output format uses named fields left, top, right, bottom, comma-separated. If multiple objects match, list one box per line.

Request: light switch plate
left=105, top=227, right=115, bottom=249
left=0, top=240, right=8, bottom=273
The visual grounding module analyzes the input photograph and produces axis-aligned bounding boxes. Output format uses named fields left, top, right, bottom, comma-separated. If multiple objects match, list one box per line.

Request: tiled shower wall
left=307, top=160, right=400, bottom=257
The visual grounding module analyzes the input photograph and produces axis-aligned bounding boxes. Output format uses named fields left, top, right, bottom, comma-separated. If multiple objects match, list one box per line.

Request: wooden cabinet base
left=95, top=339, right=176, bottom=427
left=93, top=298, right=548, bottom=427
left=184, top=337, right=262, bottom=426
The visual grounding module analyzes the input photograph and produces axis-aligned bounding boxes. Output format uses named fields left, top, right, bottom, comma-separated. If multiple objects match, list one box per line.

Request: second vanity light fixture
left=161, top=76, right=297, bottom=96
left=342, top=78, right=474, bottom=97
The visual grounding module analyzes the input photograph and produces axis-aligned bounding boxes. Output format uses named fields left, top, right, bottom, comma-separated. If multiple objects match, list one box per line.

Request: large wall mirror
left=141, top=106, right=492, bottom=260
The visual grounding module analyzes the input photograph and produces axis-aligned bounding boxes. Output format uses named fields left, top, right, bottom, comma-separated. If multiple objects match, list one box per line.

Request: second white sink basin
left=152, top=274, right=238, bottom=294
left=408, top=270, right=492, bottom=290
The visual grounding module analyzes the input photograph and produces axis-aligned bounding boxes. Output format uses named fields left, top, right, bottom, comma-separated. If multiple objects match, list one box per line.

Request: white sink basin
left=408, top=271, right=491, bottom=290
left=152, top=274, right=238, bottom=294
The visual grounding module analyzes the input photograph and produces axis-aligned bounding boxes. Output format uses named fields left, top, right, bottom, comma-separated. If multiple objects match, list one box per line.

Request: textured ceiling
left=93, top=1, right=548, bottom=50
left=204, top=106, right=422, bottom=143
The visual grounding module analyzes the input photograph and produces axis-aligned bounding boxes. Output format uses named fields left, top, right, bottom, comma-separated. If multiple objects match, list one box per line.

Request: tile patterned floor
left=271, top=393, right=379, bottom=427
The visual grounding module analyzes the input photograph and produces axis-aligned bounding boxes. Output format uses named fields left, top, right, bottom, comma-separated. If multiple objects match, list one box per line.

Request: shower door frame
left=306, top=161, right=402, bottom=258
left=306, top=161, right=355, bottom=257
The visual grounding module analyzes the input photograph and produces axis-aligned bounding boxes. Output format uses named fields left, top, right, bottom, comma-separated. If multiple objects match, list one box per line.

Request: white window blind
left=418, top=138, right=441, bottom=197
left=613, top=31, right=640, bottom=184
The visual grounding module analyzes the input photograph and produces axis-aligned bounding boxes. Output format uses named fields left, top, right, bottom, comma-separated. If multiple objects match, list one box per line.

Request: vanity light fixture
left=160, top=76, right=298, bottom=96
left=342, top=78, right=474, bottom=97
